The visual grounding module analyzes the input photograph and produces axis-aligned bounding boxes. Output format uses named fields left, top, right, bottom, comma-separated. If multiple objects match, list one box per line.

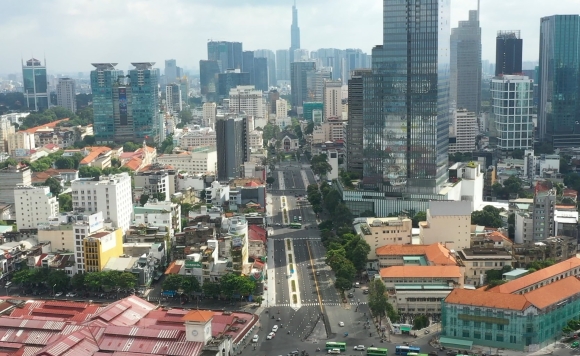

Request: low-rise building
left=457, top=248, right=513, bottom=287
left=78, top=146, right=113, bottom=168
left=133, top=200, right=181, bottom=235
left=178, top=127, right=216, bottom=149
left=157, top=146, right=217, bottom=174
left=82, top=228, right=124, bottom=273
left=375, top=243, right=457, bottom=269
left=420, top=201, right=473, bottom=251
left=354, top=216, right=412, bottom=262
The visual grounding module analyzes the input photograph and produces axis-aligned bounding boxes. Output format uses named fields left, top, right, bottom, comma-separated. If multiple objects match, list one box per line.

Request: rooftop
left=380, top=265, right=462, bottom=279
left=429, top=201, right=472, bottom=217
left=80, top=146, right=112, bottom=165
left=375, top=243, right=457, bottom=266
left=23, top=118, right=69, bottom=134
left=459, top=248, right=512, bottom=258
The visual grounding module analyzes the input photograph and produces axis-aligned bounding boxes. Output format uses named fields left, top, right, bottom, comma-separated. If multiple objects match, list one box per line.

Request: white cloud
left=0, top=0, right=576, bottom=74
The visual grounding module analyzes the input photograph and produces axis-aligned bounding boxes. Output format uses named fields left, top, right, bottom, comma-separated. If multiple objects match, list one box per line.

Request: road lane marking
left=307, top=240, right=325, bottom=315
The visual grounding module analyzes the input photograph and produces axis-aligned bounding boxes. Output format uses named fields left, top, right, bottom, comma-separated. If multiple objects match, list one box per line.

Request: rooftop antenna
left=477, top=0, right=480, bottom=21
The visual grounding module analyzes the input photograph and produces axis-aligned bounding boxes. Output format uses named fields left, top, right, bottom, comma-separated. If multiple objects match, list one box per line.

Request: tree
left=471, top=206, right=503, bottom=227
left=413, top=314, right=429, bottom=330
left=47, top=270, right=70, bottom=293
left=117, top=272, right=137, bottom=289
left=335, top=260, right=357, bottom=282
left=359, top=210, right=375, bottom=217
left=179, top=108, right=193, bottom=125
left=58, top=192, right=72, bottom=211
left=304, top=122, right=314, bottom=135
left=324, top=190, right=342, bottom=213
left=140, top=194, right=150, bottom=206
left=262, top=123, right=281, bottom=143
left=84, top=272, right=103, bottom=291
left=101, top=271, right=120, bottom=290
left=55, top=157, right=75, bottom=169
left=219, top=273, right=256, bottom=298
left=266, top=176, right=275, bottom=185
left=202, top=282, right=221, bottom=297
left=345, top=238, right=371, bottom=271
left=335, top=277, right=352, bottom=291
left=12, top=269, right=40, bottom=286
left=332, top=204, right=353, bottom=228
left=181, top=276, right=201, bottom=295
left=311, top=154, right=332, bottom=177
left=181, top=203, right=193, bottom=216
left=159, top=135, right=174, bottom=154
left=79, top=166, right=101, bottom=179
left=162, top=274, right=183, bottom=292
left=44, top=177, right=62, bottom=196
left=412, top=211, right=427, bottom=228
left=123, top=142, right=141, bottom=152
left=70, top=272, right=86, bottom=290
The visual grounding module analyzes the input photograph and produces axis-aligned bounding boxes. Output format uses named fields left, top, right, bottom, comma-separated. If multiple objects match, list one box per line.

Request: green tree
left=82, top=135, right=96, bottom=146
left=324, top=189, right=342, bottom=213
left=181, top=276, right=201, bottom=295
left=413, top=314, right=429, bottom=330
left=335, top=260, right=356, bottom=282
left=55, top=157, right=75, bottom=169
left=162, top=274, right=183, bottom=291
left=123, top=142, right=141, bottom=152
left=511, top=148, right=524, bottom=159
left=412, top=211, right=427, bottom=228
left=47, top=270, right=70, bottom=293
left=332, top=204, right=353, bottom=228
left=140, top=194, right=150, bottom=206
left=117, top=272, right=137, bottom=289
left=101, top=270, right=120, bottom=290
left=304, top=122, right=314, bottom=135
left=335, top=277, right=352, bottom=291
left=79, top=166, right=102, bottom=179
left=368, top=279, right=397, bottom=322
left=70, top=272, right=86, bottom=290
left=181, top=203, right=193, bottom=216
left=202, top=282, right=221, bottom=297
left=471, top=206, right=503, bottom=227
left=262, top=123, right=281, bottom=144
left=12, top=269, right=40, bottom=286
left=266, top=176, right=275, bottom=185
left=219, top=273, right=256, bottom=298
left=178, top=107, right=193, bottom=125
left=311, top=154, right=332, bottom=177
left=345, top=237, right=371, bottom=271
left=84, top=272, right=103, bottom=291
left=44, top=177, right=62, bottom=196
left=159, top=135, right=174, bottom=154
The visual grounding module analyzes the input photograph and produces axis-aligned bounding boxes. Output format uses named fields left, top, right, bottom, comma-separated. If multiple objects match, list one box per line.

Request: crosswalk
left=273, top=301, right=367, bottom=307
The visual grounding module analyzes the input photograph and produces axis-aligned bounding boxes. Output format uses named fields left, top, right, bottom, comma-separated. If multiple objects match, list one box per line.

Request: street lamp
left=52, top=284, right=56, bottom=297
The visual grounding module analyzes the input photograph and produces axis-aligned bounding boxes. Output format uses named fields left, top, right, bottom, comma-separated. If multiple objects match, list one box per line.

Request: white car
left=54, top=292, right=63, bottom=297
left=66, top=292, right=76, bottom=297
left=328, top=349, right=341, bottom=354
left=338, top=321, right=344, bottom=327
left=252, top=335, right=259, bottom=343
left=272, top=325, right=279, bottom=333
left=267, top=332, right=275, bottom=340
left=354, top=345, right=365, bottom=351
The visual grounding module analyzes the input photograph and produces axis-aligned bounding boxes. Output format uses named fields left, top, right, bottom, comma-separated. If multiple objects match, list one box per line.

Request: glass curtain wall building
left=128, top=63, right=161, bottom=144
left=538, top=15, right=580, bottom=146
left=22, top=58, right=49, bottom=111
left=91, top=63, right=123, bottom=144
left=363, top=0, right=451, bottom=194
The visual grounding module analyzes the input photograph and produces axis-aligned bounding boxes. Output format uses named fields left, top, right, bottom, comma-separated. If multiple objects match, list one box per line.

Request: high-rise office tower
left=276, top=49, right=290, bottom=82
left=312, top=48, right=343, bottom=81
left=207, top=41, right=243, bottom=72
left=343, top=49, right=372, bottom=83
left=323, top=80, right=342, bottom=120
left=216, top=116, right=248, bottom=181
left=217, top=70, right=251, bottom=98
left=290, top=61, right=316, bottom=109
left=450, top=9, right=481, bottom=114
left=166, top=83, right=182, bottom=114
left=448, top=109, right=477, bottom=153
left=229, top=86, right=267, bottom=120
left=199, top=60, right=221, bottom=100
left=91, top=63, right=123, bottom=143
left=306, top=68, right=332, bottom=102
left=253, top=57, right=269, bottom=92
left=56, top=77, right=76, bottom=113
left=128, top=63, right=161, bottom=143
left=165, top=59, right=177, bottom=85
left=363, top=0, right=451, bottom=193
left=293, top=49, right=310, bottom=62
left=254, top=49, right=277, bottom=87
left=289, top=1, right=301, bottom=63
left=242, top=51, right=255, bottom=84
left=495, top=31, right=523, bottom=76
left=347, top=69, right=371, bottom=176
left=491, top=75, right=533, bottom=150
left=538, top=15, right=580, bottom=146
left=22, top=58, right=49, bottom=111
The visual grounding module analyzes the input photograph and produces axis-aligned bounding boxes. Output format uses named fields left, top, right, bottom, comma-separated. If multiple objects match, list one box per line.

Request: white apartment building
left=0, top=120, right=15, bottom=153
left=449, top=109, right=477, bottom=153
left=323, top=80, right=342, bottom=120
left=419, top=200, right=472, bottom=251
left=228, top=86, right=267, bottom=120
left=275, top=99, right=288, bottom=119
left=491, top=75, right=534, bottom=151
left=7, top=131, right=35, bottom=155
left=71, top=173, right=133, bottom=232
left=56, top=77, right=76, bottom=113
left=248, top=129, right=263, bottom=151
left=165, top=83, right=182, bottom=114
left=133, top=200, right=182, bottom=236
left=523, top=149, right=560, bottom=179
left=179, top=128, right=216, bottom=149
left=14, top=185, right=59, bottom=229
left=202, top=102, right=217, bottom=129
left=157, top=146, right=217, bottom=174
left=0, top=165, right=31, bottom=204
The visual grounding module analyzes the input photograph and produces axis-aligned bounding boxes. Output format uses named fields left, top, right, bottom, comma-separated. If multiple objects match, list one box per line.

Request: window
left=485, top=333, right=492, bottom=341
left=496, top=334, right=504, bottom=342
left=473, top=331, right=481, bottom=339
left=462, top=330, right=470, bottom=338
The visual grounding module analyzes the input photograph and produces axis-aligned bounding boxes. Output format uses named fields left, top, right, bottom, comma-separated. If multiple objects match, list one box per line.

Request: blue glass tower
left=128, top=63, right=161, bottom=144
left=363, top=0, right=451, bottom=193
left=538, top=15, right=580, bottom=147
left=22, top=58, right=49, bottom=111
left=91, top=63, right=123, bottom=143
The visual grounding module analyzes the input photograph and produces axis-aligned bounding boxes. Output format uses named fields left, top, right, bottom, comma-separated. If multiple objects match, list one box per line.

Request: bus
left=326, top=342, right=346, bottom=351
left=395, top=346, right=420, bottom=355
left=366, top=347, right=388, bottom=355
left=289, top=223, right=302, bottom=229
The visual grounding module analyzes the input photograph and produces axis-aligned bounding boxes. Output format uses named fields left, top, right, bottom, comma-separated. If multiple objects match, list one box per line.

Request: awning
left=400, top=326, right=412, bottom=332
left=439, top=337, right=473, bottom=350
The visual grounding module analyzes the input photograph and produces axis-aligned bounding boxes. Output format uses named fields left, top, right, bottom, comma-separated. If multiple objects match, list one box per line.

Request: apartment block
left=14, top=185, right=59, bottom=229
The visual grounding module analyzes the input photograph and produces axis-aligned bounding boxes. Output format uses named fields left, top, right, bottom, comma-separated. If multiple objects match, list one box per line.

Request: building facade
left=83, top=228, right=124, bottom=272
left=22, top=58, right=48, bottom=111
left=207, top=41, right=243, bottom=72
left=56, top=77, right=77, bottom=113
left=346, top=69, right=370, bottom=176
left=166, top=83, right=182, bottom=114
left=228, top=86, right=267, bottom=120
left=495, top=31, right=523, bottom=76
left=323, top=80, right=342, bottom=120
left=91, top=63, right=123, bottom=143
left=157, top=147, right=217, bottom=175
left=275, top=49, right=290, bottom=82
left=290, top=61, right=316, bottom=109
left=353, top=217, right=412, bottom=260
left=14, top=185, right=59, bottom=229
left=216, top=116, right=248, bottom=181
left=449, top=109, right=477, bottom=153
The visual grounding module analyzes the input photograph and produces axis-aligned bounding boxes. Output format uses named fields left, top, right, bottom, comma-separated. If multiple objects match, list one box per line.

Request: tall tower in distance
left=495, top=31, right=523, bottom=76
left=56, top=77, right=76, bottom=113
left=289, top=1, right=301, bottom=63
left=22, top=58, right=49, bottom=111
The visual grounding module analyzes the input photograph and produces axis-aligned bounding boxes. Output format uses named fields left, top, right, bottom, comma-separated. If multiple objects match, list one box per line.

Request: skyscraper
left=290, top=61, right=316, bottom=109
left=22, top=58, right=48, bottom=111
left=276, top=49, right=290, bottom=82
left=199, top=60, right=221, bottom=101
left=217, top=70, right=251, bottom=98
left=207, top=41, right=243, bottom=72
left=254, top=49, right=277, bottom=87
left=166, top=83, right=182, bottom=114
left=216, top=116, right=248, bottom=181
left=91, top=63, right=123, bottom=143
left=56, top=77, right=76, bottom=113
left=495, top=31, right=523, bottom=76
left=323, top=80, right=342, bottom=120
left=242, top=51, right=255, bottom=83
left=128, top=63, right=161, bottom=144
left=164, top=59, right=177, bottom=84
left=347, top=69, right=371, bottom=177
left=289, top=1, right=301, bottom=63
left=538, top=15, right=580, bottom=146
left=253, top=57, right=269, bottom=92
left=450, top=9, right=481, bottom=114
left=363, top=0, right=450, bottom=193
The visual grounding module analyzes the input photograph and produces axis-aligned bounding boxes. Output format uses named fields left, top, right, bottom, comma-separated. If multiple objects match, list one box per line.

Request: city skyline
left=1, top=0, right=576, bottom=74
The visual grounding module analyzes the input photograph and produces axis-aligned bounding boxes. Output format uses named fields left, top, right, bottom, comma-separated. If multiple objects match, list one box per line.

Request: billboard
left=88, top=212, right=104, bottom=233
left=185, top=260, right=202, bottom=269
left=118, top=87, right=128, bottom=125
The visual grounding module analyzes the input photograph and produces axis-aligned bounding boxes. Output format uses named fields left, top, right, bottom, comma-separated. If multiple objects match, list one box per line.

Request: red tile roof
left=248, top=225, right=267, bottom=243
left=80, top=147, right=112, bottom=165
left=375, top=243, right=456, bottom=266
left=23, top=119, right=69, bottom=133
left=182, top=310, right=214, bottom=322
left=380, top=265, right=462, bottom=278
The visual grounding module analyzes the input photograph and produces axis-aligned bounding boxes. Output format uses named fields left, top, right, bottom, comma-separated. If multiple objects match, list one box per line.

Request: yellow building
left=83, top=228, right=123, bottom=272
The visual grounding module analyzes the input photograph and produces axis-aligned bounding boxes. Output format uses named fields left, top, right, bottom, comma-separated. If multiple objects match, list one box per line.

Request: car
left=353, top=345, right=365, bottom=351
left=55, top=292, right=63, bottom=297
left=272, top=325, right=279, bottom=332
left=338, top=321, right=344, bottom=327
left=348, top=293, right=354, bottom=298
left=267, top=332, right=275, bottom=340
left=363, top=289, right=369, bottom=294
left=573, top=341, right=580, bottom=348
left=424, top=329, right=430, bottom=334
left=275, top=223, right=281, bottom=226
left=354, top=282, right=360, bottom=288
left=315, top=271, right=320, bottom=276
left=66, top=292, right=76, bottom=297
left=252, top=335, right=259, bottom=343
left=328, top=349, right=341, bottom=354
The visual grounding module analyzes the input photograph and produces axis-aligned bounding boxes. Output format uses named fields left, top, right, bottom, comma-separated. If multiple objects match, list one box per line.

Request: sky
left=0, top=0, right=576, bottom=75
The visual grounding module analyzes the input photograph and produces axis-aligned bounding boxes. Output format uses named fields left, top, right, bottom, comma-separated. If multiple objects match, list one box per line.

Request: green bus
left=367, top=347, right=388, bottom=355
left=325, top=342, right=346, bottom=351
left=289, top=223, right=302, bottom=229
